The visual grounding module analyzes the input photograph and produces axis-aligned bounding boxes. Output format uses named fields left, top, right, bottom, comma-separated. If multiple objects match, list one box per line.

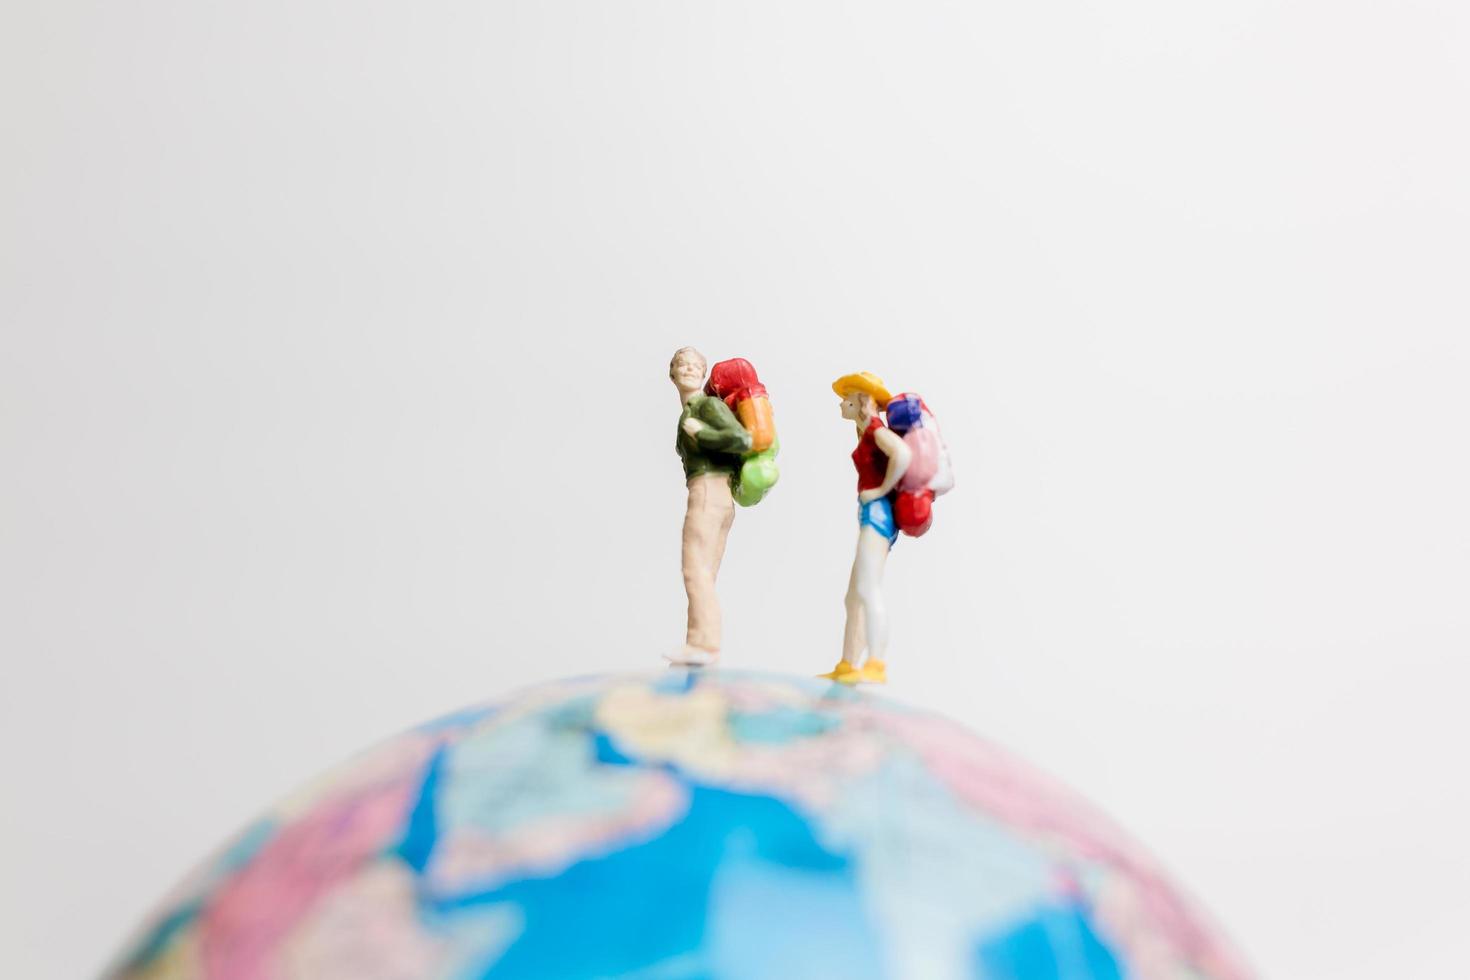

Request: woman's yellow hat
left=832, top=372, right=892, bottom=408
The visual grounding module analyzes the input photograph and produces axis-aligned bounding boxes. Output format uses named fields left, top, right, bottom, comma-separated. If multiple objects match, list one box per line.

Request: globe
left=107, top=671, right=1250, bottom=980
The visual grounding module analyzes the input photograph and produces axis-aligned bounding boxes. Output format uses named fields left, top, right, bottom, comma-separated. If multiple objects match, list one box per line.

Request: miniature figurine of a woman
left=822, top=373, right=908, bottom=684
left=823, top=372, right=953, bottom=684
left=668, top=347, right=759, bottom=666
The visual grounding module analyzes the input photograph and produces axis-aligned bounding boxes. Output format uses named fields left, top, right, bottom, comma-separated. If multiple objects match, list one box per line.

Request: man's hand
left=858, top=488, right=885, bottom=504
left=682, top=417, right=706, bottom=437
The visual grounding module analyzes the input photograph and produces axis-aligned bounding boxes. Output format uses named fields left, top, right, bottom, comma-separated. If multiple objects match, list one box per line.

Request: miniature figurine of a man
left=670, top=347, right=752, bottom=665
left=823, top=372, right=912, bottom=685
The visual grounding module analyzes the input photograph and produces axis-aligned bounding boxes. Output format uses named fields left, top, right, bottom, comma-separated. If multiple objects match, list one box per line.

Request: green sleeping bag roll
left=733, top=440, right=780, bottom=507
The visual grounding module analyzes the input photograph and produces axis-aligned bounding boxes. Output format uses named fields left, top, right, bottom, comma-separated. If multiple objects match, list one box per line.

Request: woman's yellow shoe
left=819, top=660, right=862, bottom=684
left=859, top=659, right=888, bottom=684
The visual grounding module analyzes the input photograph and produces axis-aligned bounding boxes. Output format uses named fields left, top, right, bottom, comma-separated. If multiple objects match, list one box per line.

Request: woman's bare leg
left=841, top=551, right=867, bottom=665
left=852, top=528, right=891, bottom=665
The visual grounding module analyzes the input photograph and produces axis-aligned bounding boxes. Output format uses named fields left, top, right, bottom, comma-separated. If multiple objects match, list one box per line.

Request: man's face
left=671, top=352, right=707, bottom=392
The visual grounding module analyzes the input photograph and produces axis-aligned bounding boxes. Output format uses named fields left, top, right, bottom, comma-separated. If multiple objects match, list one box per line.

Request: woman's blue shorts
left=858, top=496, right=898, bottom=545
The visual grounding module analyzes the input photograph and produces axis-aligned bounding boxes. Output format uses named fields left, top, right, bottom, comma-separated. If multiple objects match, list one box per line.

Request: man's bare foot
left=665, top=645, right=720, bottom=667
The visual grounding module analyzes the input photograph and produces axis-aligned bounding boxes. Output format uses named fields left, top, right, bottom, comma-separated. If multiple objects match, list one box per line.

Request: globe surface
left=109, top=671, right=1249, bottom=980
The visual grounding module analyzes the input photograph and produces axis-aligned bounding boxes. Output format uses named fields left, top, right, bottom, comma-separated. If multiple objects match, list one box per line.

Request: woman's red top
left=852, top=417, right=890, bottom=492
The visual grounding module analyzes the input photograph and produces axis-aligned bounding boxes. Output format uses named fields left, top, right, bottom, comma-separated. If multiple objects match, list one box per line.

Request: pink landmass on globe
left=199, top=751, right=431, bottom=980
left=877, top=709, right=1252, bottom=980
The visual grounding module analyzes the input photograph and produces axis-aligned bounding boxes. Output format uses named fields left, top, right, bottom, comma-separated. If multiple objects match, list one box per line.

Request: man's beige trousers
left=682, top=472, right=735, bottom=652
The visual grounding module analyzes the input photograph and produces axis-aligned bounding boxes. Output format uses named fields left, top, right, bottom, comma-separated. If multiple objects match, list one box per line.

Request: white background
left=3, top=2, right=1467, bottom=977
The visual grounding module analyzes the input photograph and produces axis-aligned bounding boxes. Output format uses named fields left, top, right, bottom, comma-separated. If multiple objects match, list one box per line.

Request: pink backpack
left=884, top=392, right=954, bottom=537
